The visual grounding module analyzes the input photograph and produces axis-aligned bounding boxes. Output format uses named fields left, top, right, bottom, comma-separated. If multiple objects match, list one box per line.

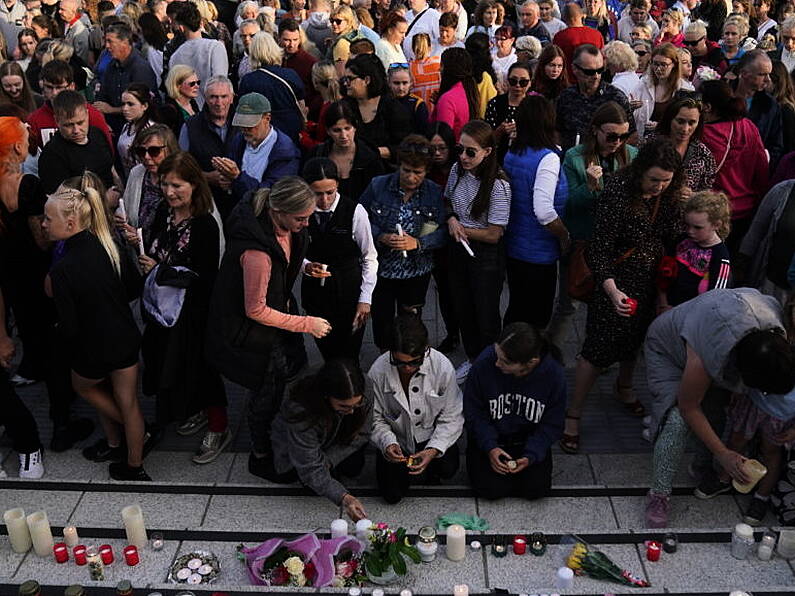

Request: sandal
left=614, top=380, right=646, bottom=417
left=560, top=412, right=580, bottom=454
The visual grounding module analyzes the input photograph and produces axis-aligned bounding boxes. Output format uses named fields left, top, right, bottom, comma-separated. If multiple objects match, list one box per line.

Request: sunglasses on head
left=134, top=145, right=165, bottom=159
left=388, top=62, right=409, bottom=70
left=330, top=17, right=344, bottom=25
left=455, top=144, right=479, bottom=158
left=683, top=36, right=705, bottom=46
left=601, top=131, right=631, bottom=143
left=508, top=76, right=530, bottom=87
left=574, top=63, right=605, bottom=76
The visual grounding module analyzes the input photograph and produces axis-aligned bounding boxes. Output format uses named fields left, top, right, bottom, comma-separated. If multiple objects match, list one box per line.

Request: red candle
left=99, top=544, right=114, bottom=565
left=624, top=298, right=638, bottom=316
left=53, top=542, right=69, bottom=563
left=123, top=545, right=139, bottom=566
left=646, top=541, right=661, bottom=562
left=73, top=545, right=87, bottom=565
left=513, top=535, right=527, bottom=555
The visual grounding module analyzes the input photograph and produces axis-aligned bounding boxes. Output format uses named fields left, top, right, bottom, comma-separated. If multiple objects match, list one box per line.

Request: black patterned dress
left=581, top=171, right=679, bottom=368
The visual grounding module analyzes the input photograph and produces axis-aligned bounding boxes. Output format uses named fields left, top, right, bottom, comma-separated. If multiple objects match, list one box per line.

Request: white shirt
left=671, top=1, right=692, bottom=31
left=375, top=38, right=408, bottom=71
left=533, top=152, right=562, bottom=226
left=610, top=70, right=641, bottom=99
left=542, top=18, right=567, bottom=39
left=368, top=348, right=464, bottom=456
left=492, top=50, right=518, bottom=90
left=241, top=126, right=278, bottom=183
left=314, top=194, right=379, bottom=304
left=617, top=15, right=659, bottom=43
left=757, top=18, right=777, bottom=41
left=402, top=6, right=441, bottom=59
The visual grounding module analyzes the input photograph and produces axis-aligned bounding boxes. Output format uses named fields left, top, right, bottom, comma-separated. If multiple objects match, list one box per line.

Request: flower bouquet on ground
left=563, top=535, right=650, bottom=588
left=363, top=523, right=421, bottom=585
left=237, top=533, right=321, bottom=587
left=314, top=536, right=366, bottom=588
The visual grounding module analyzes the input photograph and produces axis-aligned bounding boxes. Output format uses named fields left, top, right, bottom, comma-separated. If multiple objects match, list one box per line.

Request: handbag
left=567, top=194, right=661, bottom=302
left=142, top=264, right=198, bottom=327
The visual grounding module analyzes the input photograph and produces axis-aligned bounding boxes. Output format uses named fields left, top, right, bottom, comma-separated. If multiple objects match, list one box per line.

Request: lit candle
left=53, top=542, right=69, bottom=563
left=355, top=519, right=372, bottom=541
left=512, top=536, right=527, bottom=555
left=445, top=524, right=466, bottom=562
left=663, top=533, right=677, bottom=554
left=63, top=526, right=79, bottom=548
left=124, top=545, right=140, bottom=566
left=121, top=504, right=147, bottom=549
left=73, top=545, right=87, bottom=565
left=331, top=518, right=348, bottom=538
left=150, top=532, right=165, bottom=551
left=3, top=508, right=32, bottom=553
left=99, top=544, right=114, bottom=565
left=453, top=584, right=469, bottom=596
left=26, top=511, right=54, bottom=557
left=646, top=541, right=661, bottom=562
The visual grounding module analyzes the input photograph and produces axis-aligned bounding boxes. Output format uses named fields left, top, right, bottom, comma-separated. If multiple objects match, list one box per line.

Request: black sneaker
left=743, top=496, right=768, bottom=526
left=437, top=335, right=460, bottom=354
left=248, top=452, right=272, bottom=480
left=109, top=462, right=152, bottom=481
left=50, top=418, right=95, bottom=452
left=694, top=470, right=732, bottom=499
left=82, top=439, right=125, bottom=463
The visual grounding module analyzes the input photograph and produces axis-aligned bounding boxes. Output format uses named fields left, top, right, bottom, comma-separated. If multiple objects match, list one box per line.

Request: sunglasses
left=340, top=75, right=361, bottom=86
left=574, top=63, right=605, bottom=76
left=683, top=36, right=705, bottom=46
left=634, top=50, right=649, bottom=56
left=389, top=350, right=428, bottom=369
left=455, top=144, right=479, bottom=158
left=330, top=17, right=345, bottom=25
left=134, top=145, right=165, bottom=159
left=508, top=76, right=530, bottom=87
left=601, top=131, right=631, bottom=143
left=388, top=62, right=409, bottom=70
left=184, top=79, right=201, bottom=87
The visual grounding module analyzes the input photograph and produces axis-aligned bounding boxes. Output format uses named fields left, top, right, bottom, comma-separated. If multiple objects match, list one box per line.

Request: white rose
left=285, top=556, right=305, bottom=576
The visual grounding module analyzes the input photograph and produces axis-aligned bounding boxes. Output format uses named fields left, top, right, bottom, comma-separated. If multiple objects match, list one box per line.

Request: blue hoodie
left=463, top=346, right=566, bottom=464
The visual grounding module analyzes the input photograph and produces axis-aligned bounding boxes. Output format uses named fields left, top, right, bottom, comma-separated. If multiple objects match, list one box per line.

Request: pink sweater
left=430, top=82, right=469, bottom=140
left=702, top=118, right=769, bottom=220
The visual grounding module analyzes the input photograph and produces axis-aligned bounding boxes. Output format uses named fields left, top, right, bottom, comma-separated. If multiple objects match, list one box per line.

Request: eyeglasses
left=683, top=36, right=705, bottom=46
left=573, top=63, right=605, bottom=76
left=340, top=75, right=361, bottom=86
left=454, top=144, right=479, bottom=158
left=134, top=145, right=166, bottom=159
left=508, top=76, right=531, bottom=87
left=651, top=60, right=673, bottom=69
left=330, top=17, right=345, bottom=25
left=634, top=50, right=649, bottom=56
left=184, top=79, right=201, bottom=87
left=430, top=144, right=448, bottom=154
left=400, top=141, right=431, bottom=154
left=600, top=130, right=631, bottom=143
left=388, top=62, right=409, bottom=70
left=389, top=350, right=428, bottom=368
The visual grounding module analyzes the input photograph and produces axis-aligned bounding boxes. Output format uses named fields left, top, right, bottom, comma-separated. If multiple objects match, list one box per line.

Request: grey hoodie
left=301, top=12, right=333, bottom=53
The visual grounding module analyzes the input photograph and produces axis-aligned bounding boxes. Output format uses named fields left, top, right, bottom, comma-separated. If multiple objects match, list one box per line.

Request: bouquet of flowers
left=313, top=535, right=366, bottom=587
left=564, top=537, right=650, bottom=588
left=363, top=523, right=421, bottom=578
left=693, top=65, right=721, bottom=91
left=237, top=533, right=321, bottom=587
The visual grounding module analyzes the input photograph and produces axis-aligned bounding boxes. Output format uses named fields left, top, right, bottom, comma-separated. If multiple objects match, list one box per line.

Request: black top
left=0, top=175, right=47, bottom=286
left=308, top=138, right=386, bottom=202
left=38, top=126, right=115, bottom=194
left=342, top=95, right=412, bottom=163
left=50, top=230, right=141, bottom=378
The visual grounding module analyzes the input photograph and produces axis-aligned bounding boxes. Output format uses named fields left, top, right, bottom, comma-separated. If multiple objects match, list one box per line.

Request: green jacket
left=562, top=144, right=638, bottom=241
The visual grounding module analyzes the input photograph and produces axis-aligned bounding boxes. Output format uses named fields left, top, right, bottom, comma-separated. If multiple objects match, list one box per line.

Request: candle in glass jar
left=446, top=524, right=466, bottom=561
left=99, top=544, right=114, bottom=564
left=73, top=545, right=88, bottom=565
left=3, top=508, right=32, bottom=553
left=663, top=533, right=677, bottom=553
left=646, top=541, right=662, bottom=562
left=121, top=504, right=148, bottom=549
left=86, top=546, right=105, bottom=580
left=63, top=526, right=79, bottom=548
left=26, top=511, right=54, bottom=557
left=355, top=519, right=372, bottom=541
left=124, top=545, right=140, bottom=566
left=453, top=585, right=469, bottom=596
left=331, top=518, right=348, bottom=538
left=53, top=542, right=69, bottom=563
left=513, top=536, right=527, bottom=555
left=150, top=532, right=165, bottom=551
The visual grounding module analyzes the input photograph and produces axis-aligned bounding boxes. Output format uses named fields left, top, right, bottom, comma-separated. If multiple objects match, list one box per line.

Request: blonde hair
left=48, top=180, right=121, bottom=276
left=684, top=190, right=732, bottom=239
left=662, top=8, right=683, bottom=30
left=311, top=60, right=342, bottom=103
left=412, top=33, right=432, bottom=61
left=121, top=0, right=144, bottom=23
left=355, top=6, right=374, bottom=28
left=248, top=31, right=284, bottom=68
left=189, top=0, right=212, bottom=22
left=724, top=13, right=750, bottom=37
left=165, top=64, right=197, bottom=100
left=331, top=5, right=358, bottom=32
left=41, top=39, right=74, bottom=65
left=604, top=40, right=638, bottom=73
left=252, top=176, right=315, bottom=217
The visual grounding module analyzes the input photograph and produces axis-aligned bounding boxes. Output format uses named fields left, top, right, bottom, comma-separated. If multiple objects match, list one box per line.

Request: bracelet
left=446, top=212, right=459, bottom=221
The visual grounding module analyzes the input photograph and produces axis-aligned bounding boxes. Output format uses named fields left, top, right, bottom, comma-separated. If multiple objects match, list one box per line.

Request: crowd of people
left=1, top=0, right=795, bottom=529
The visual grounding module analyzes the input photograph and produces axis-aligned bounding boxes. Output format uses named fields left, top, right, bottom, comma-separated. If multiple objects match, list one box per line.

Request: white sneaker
left=642, top=415, right=652, bottom=427
left=0, top=467, right=7, bottom=479
left=641, top=428, right=652, bottom=442
left=455, top=361, right=472, bottom=384
left=19, top=449, right=45, bottom=479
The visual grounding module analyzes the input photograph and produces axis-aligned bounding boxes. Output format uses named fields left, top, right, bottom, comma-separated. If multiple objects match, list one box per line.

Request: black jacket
left=205, top=197, right=308, bottom=389
left=308, top=138, right=385, bottom=202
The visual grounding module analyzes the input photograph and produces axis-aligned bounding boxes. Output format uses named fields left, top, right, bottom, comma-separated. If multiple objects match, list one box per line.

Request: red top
left=552, top=26, right=605, bottom=80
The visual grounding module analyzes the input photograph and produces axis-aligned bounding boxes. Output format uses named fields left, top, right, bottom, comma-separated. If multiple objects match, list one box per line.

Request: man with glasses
left=617, top=0, right=659, bottom=43
left=556, top=44, right=635, bottom=150
left=213, top=93, right=300, bottom=202
left=516, top=1, right=551, bottom=44
left=683, top=21, right=728, bottom=77
left=369, top=314, right=463, bottom=504
left=768, top=16, right=795, bottom=73
left=733, top=50, right=784, bottom=167
left=553, top=2, right=604, bottom=80
left=231, top=18, right=261, bottom=88
left=28, top=59, right=113, bottom=150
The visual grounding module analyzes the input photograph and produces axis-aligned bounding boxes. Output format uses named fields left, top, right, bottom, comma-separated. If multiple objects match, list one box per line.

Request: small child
left=658, top=191, right=732, bottom=310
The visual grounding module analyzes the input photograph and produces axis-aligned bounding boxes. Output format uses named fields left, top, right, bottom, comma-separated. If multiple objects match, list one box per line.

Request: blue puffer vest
left=503, top=147, right=568, bottom=265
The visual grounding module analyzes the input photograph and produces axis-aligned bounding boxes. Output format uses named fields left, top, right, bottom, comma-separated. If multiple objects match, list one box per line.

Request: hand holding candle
left=136, top=228, right=145, bottom=257
left=396, top=224, right=408, bottom=258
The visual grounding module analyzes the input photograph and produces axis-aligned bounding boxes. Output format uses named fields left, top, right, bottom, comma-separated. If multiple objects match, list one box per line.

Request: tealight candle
left=331, top=518, right=348, bottom=538
left=453, top=584, right=469, bottom=596
left=663, top=533, right=677, bottom=554
left=646, top=541, right=662, bottom=562
left=26, top=511, right=54, bottom=557
left=3, top=508, right=32, bottom=553
left=124, top=545, right=140, bottom=566
left=73, top=545, right=87, bottom=565
left=99, top=544, right=114, bottom=565
left=446, top=524, right=466, bottom=562
left=513, top=536, right=527, bottom=555
left=63, top=525, right=79, bottom=548
left=150, top=532, right=165, bottom=551
left=53, top=542, right=69, bottom=563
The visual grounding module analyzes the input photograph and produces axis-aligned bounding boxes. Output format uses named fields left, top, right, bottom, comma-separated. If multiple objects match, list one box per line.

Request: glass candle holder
left=150, top=532, right=165, bottom=551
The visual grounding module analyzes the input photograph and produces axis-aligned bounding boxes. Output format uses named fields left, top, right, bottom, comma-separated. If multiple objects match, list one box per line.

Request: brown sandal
left=614, top=381, right=646, bottom=417
left=560, top=413, right=580, bottom=454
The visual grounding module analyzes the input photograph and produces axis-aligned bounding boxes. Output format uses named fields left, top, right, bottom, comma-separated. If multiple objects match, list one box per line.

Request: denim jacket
left=359, top=172, right=446, bottom=278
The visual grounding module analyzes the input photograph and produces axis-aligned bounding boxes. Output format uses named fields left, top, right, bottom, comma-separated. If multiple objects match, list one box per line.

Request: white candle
left=63, top=525, right=79, bottom=548
left=331, top=518, right=348, bottom=538
left=25, top=511, right=53, bottom=557
left=355, top=519, right=372, bottom=541
left=117, top=197, right=127, bottom=221
left=3, top=508, right=31, bottom=553
left=319, top=263, right=328, bottom=287
left=446, top=524, right=466, bottom=561
left=121, top=504, right=148, bottom=549
left=453, top=584, right=469, bottom=596
left=396, top=224, right=408, bottom=258
left=136, top=228, right=145, bottom=257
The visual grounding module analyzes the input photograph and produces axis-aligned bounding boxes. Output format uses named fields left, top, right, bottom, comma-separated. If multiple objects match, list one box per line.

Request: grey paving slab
left=642, top=542, right=795, bottom=593
left=225, top=452, right=299, bottom=486
left=478, top=497, right=617, bottom=534
left=357, top=497, right=478, bottom=534
left=590, top=452, right=696, bottom=487
left=0, top=536, right=29, bottom=581
left=89, top=451, right=236, bottom=485
left=70, top=492, right=209, bottom=530
left=611, top=495, right=742, bottom=530
left=201, top=496, right=338, bottom=533
left=12, top=537, right=179, bottom=587
left=486, top=543, right=648, bottom=594
left=0, top=489, right=83, bottom=526
left=551, top=454, right=595, bottom=486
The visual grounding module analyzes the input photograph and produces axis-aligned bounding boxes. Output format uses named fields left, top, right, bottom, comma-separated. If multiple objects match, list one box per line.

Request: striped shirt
left=445, top=162, right=511, bottom=229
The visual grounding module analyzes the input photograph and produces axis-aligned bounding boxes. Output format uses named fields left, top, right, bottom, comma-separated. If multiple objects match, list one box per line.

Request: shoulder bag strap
left=612, top=193, right=662, bottom=266
left=714, top=122, right=734, bottom=173
left=406, top=8, right=429, bottom=37
left=257, top=68, right=307, bottom=124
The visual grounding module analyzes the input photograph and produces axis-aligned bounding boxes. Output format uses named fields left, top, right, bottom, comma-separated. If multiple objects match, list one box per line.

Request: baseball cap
left=232, top=92, right=271, bottom=127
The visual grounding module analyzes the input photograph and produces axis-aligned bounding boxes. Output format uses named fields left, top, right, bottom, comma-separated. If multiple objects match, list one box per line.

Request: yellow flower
left=294, top=574, right=307, bottom=587
left=285, top=556, right=305, bottom=576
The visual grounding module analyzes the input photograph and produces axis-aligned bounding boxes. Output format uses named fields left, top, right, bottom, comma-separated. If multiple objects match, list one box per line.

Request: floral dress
left=581, top=171, right=679, bottom=368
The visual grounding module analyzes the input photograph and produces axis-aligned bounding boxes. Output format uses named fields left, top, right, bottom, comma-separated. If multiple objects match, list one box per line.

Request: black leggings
left=466, top=443, right=552, bottom=500
left=0, top=369, right=41, bottom=454
left=376, top=442, right=460, bottom=504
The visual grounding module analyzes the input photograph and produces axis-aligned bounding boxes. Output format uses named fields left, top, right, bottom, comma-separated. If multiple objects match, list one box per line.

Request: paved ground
left=1, top=280, right=794, bottom=594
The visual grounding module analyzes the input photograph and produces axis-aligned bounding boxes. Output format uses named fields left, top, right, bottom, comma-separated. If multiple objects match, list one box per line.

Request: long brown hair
left=581, top=101, right=632, bottom=167
left=649, top=43, right=682, bottom=100
left=157, top=152, right=214, bottom=217
left=455, top=120, right=507, bottom=220
left=0, top=62, right=37, bottom=115
left=532, top=44, right=570, bottom=100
